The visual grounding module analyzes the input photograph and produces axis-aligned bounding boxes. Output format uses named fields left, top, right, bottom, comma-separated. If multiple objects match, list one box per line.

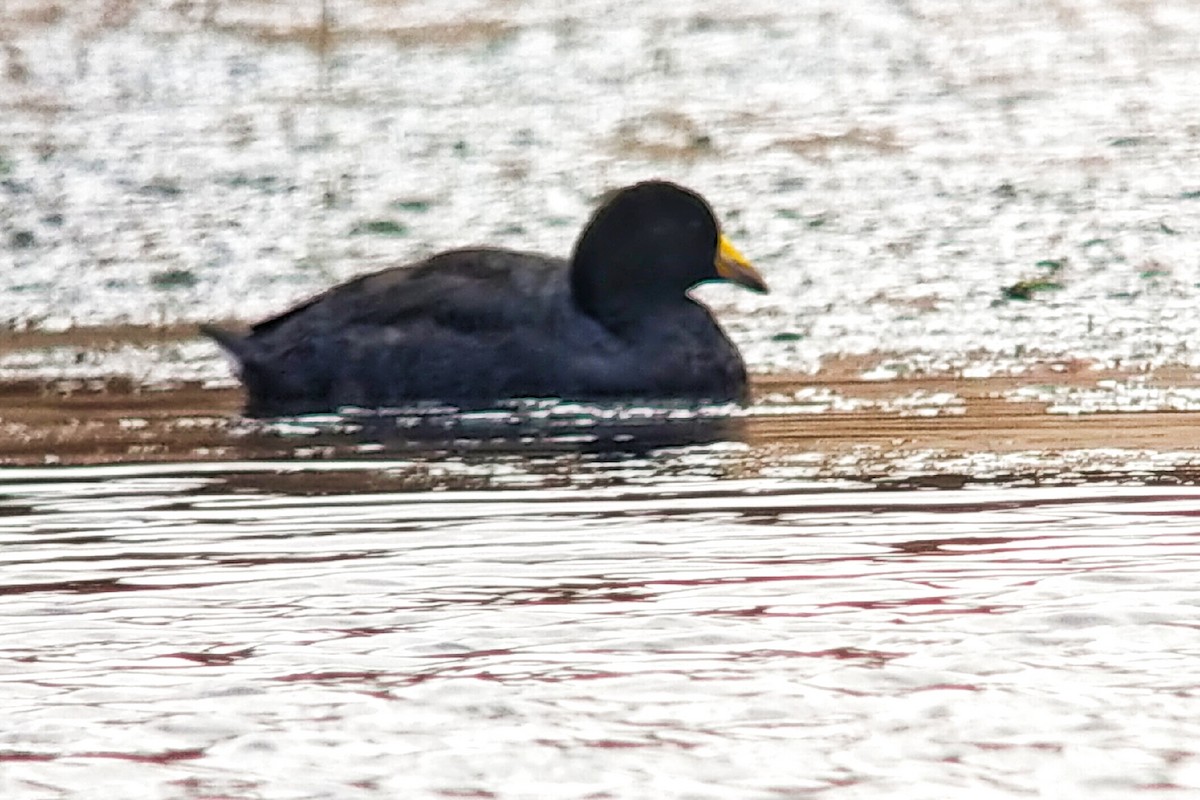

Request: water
left=4, top=2, right=1200, bottom=797
left=1, top=466, right=1199, bottom=798
left=2, top=1, right=1200, bottom=383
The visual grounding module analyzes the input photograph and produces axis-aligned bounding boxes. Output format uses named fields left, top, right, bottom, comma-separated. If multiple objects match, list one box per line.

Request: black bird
left=202, top=180, right=768, bottom=416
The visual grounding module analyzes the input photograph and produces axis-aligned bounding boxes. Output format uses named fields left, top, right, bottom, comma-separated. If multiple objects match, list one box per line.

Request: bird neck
left=570, top=252, right=667, bottom=334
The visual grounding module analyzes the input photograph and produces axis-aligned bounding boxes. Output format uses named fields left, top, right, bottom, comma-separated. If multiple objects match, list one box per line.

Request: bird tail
left=200, top=323, right=320, bottom=416
left=200, top=323, right=252, bottom=364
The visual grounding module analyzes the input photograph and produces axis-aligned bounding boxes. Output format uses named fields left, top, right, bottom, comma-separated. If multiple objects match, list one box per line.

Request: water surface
left=3, top=3, right=1200, bottom=797
left=3, top=0, right=1200, bottom=384
left=2, top=465, right=1200, bottom=798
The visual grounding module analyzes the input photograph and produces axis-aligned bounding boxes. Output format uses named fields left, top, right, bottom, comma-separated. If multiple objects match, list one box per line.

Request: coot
left=203, top=180, right=768, bottom=416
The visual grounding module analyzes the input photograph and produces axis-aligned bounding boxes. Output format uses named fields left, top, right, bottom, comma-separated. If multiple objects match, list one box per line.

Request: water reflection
left=241, top=400, right=748, bottom=456
left=1, top=471, right=1198, bottom=797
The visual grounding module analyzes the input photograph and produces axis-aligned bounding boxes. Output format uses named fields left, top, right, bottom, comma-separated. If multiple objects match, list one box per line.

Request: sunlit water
left=4, top=3, right=1200, bottom=797
left=2, top=1, right=1200, bottom=384
left=2, top=464, right=1199, bottom=799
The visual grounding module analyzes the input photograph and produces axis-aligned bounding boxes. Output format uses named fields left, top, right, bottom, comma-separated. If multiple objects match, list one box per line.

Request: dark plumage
left=203, top=180, right=768, bottom=416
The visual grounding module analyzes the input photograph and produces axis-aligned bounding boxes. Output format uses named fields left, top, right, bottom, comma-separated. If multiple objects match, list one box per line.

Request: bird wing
left=248, top=248, right=566, bottom=339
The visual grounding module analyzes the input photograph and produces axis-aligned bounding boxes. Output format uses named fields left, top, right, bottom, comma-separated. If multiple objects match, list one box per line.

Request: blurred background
left=1, top=0, right=1198, bottom=386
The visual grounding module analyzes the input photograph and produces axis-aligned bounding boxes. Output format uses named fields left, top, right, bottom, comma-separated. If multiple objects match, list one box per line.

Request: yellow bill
left=715, top=235, right=768, bottom=293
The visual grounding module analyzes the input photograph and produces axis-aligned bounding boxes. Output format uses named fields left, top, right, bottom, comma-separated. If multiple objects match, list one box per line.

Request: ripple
left=1, top=468, right=1199, bottom=797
